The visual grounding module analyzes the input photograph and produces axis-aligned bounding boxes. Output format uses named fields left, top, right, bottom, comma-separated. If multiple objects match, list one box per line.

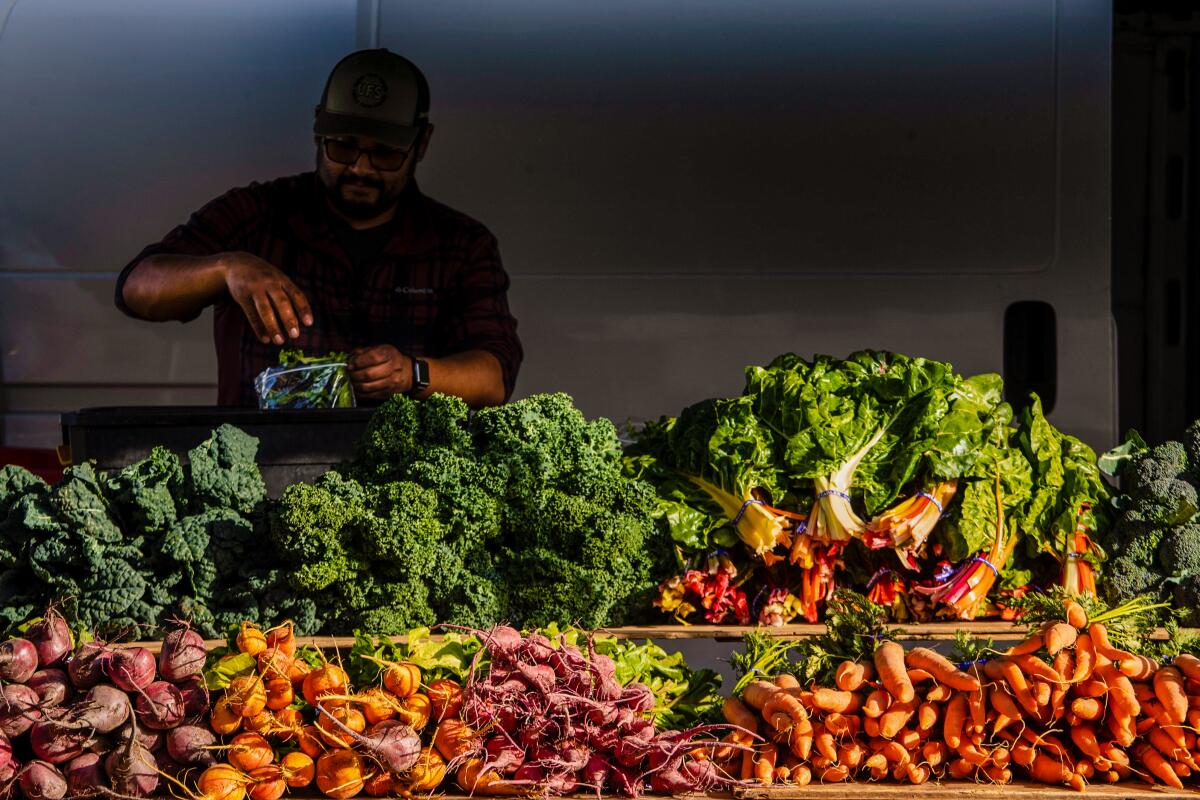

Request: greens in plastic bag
left=254, top=349, right=355, bottom=409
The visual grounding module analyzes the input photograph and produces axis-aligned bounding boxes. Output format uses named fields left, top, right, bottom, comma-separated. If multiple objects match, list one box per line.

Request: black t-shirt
left=330, top=215, right=398, bottom=272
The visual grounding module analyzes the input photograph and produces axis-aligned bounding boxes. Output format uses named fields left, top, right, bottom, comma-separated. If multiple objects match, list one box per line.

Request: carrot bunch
left=726, top=599, right=1200, bottom=792
left=204, top=621, right=457, bottom=799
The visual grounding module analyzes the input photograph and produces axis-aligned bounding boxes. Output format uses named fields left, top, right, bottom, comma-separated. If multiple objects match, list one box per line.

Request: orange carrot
left=916, top=702, right=938, bottom=734
left=879, top=698, right=917, bottom=739
left=966, top=665, right=987, bottom=733
left=1005, top=631, right=1044, bottom=656
left=943, top=693, right=967, bottom=749
left=742, top=680, right=778, bottom=711
left=752, top=742, right=778, bottom=785
left=838, top=742, right=866, bottom=769
left=1026, top=753, right=1075, bottom=788
left=1043, top=622, right=1077, bottom=655
left=948, top=758, right=976, bottom=779
left=791, top=765, right=812, bottom=786
left=773, top=673, right=801, bottom=690
left=1175, top=653, right=1200, bottom=682
left=811, top=688, right=861, bottom=714
left=1156, top=665, right=1188, bottom=725
left=863, top=689, right=890, bottom=718
left=1070, top=725, right=1108, bottom=768
left=874, top=641, right=914, bottom=703
left=925, top=683, right=952, bottom=703
left=1064, top=600, right=1088, bottom=629
left=834, top=661, right=874, bottom=692
left=813, top=724, right=837, bottom=763
left=863, top=716, right=880, bottom=739
left=817, top=765, right=850, bottom=783
left=722, top=696, right=759, bottom=732
left=904, top=648, right=981, bottom=691
left=1089, top=622, right=1136, bottom=664
left=1011, top=653, right=1063, bottom=684
left=1136, top=742, right=1185, bottom=789
left=994, top=659, right=1039, bottom=716
left=1096, top=664, right=1140, bottom=717
left=923, top=740, right=949, bottom=768
left=988, top=688, right=1022, bottom=735
left=1071, top=697, right=1102, bottom=720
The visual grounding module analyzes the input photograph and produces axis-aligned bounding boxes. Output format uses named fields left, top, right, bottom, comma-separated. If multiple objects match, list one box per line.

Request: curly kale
left=268, top=392, right=671, bottom=632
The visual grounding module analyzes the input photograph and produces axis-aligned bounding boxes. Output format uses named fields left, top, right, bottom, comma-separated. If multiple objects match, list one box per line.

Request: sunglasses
left=322, top=137, right=412, bottom=171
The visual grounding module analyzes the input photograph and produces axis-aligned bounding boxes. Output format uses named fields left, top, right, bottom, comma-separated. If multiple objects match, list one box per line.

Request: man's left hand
left=347, top=345, right=413, bottom=400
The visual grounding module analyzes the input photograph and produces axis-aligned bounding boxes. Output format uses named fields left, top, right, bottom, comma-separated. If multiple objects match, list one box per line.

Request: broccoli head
left=1108, top=509, right=1166, bottom=564
left=1102, top=553, right=1164, bottom=605
left=1142, top=478, right=1200, bottom=527
left=1158, top=521, right=1200, bottom=577
left=1127, top=441, right=1190, bottom=494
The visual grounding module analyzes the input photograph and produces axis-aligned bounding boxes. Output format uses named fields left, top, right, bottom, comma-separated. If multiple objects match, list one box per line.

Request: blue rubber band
left=817, top=489, right=852, bottom=502
left=916, top=491, right=944, bottom=515
left=732, top=498, right=764, bottom=527
left=794, top=519, right=807, bottom=535
left=968, top=556, right=999, bottom=578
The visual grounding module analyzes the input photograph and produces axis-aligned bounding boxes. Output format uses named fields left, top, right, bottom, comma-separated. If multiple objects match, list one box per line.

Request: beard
left=324, top=172, right=401, bottom=220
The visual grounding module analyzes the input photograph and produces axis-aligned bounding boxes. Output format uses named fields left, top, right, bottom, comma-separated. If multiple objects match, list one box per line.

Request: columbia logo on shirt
left=396, top=286, right=434, bottom=295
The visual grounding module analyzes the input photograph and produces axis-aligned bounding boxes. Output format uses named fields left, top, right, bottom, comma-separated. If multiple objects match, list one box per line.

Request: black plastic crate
left=61, top=406, right=374, bottom=496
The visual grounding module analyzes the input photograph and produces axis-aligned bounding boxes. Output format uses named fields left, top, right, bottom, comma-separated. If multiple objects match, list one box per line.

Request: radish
left=157, top=625, right=206, bottom=682
left=165, top=725, right=217, bottom=767
left=0, top=683, right=43, bottom=737
left=133, top=682, right=184, bottom=730
left=63, top=753, right=105, bottom=797
left=24, top=608, right=73, bottom=669
left=105, top=648, right=156, bottom=693
left=28, top=670, right=74, bottom=708
left=73, top=685, right=130, bottom=734
left=314, top=707, right=421, bottom=776
left=176, top=677, right=210, bottom=718
left=66, top=642, right=109, bottom=691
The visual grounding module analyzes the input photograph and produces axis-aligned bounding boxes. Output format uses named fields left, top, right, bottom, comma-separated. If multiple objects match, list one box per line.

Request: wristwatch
left=409, top=357, right=430, bottom=396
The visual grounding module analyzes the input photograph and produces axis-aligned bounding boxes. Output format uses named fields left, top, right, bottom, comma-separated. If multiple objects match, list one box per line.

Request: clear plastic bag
left=254, top=362, right=356, bottom=409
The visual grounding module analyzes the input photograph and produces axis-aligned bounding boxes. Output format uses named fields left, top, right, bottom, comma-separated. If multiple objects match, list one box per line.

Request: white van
left=0, top=1, right=1113, bottom=449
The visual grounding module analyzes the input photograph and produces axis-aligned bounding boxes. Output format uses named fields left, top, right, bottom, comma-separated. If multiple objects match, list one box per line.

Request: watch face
left=413, top=359, right=430, bottom=388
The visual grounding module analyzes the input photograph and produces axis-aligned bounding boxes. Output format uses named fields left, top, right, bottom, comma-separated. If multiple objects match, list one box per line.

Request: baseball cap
left=314, top=49, right=430, bottom=149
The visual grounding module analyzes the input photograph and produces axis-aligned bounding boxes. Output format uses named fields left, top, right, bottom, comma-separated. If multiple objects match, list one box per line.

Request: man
left=117, top=49, right=521, bottom=408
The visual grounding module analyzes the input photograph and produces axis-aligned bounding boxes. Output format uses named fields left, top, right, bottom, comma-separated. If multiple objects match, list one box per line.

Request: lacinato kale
left=0, top=426, right=285, bottom=637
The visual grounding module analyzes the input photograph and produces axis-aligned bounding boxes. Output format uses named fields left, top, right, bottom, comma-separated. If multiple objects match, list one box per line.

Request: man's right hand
left=222, top=253, right=314, bottom=345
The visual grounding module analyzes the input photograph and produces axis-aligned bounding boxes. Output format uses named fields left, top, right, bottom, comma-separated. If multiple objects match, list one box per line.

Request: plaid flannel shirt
left=116, top=173, right=522, bottom=406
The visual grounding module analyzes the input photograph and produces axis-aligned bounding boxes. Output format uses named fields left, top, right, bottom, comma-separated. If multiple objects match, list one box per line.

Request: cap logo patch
left=353, top=74, right=388, bottom=108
